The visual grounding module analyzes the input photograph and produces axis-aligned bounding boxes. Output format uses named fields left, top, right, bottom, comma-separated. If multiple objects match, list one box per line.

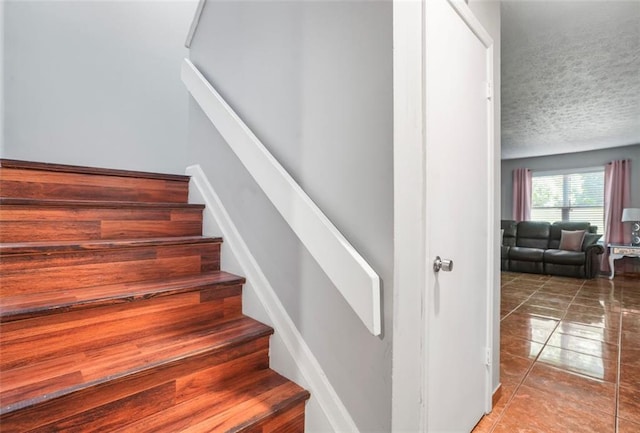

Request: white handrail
left=182, top=58, right=382, bottom=335
left=185, top=0, right=207, bottom=48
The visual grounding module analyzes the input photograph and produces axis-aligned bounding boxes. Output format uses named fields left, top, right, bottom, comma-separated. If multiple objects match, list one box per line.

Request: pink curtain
left=601, top=159, right=631, bottom=273
left=512, top=168, right=532, bottom=222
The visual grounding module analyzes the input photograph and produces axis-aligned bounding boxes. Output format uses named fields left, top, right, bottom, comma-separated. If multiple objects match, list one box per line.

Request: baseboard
left=186, top=164, right=358, bottom=433
left=492, top=383, right=502, bottom=407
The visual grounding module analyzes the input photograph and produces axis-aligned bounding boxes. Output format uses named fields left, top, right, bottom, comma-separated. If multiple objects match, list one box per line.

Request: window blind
left=530, top=168, right=605, bottom=234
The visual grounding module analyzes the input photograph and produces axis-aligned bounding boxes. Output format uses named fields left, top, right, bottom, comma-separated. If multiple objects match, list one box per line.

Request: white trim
left=484, top=30, right=497, bottom=418
left=185, top=0, right=207, bottom=48
left=391, top=0, right=426, bottom=431
left=181, top=58, right=381, bottom=336
left=186, top=164, right=358, bottom=433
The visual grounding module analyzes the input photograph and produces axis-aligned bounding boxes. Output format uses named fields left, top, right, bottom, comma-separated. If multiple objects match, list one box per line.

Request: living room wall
left=501, top=143, right=640, bottom=274
left=501, top=144, right=640, bottom=220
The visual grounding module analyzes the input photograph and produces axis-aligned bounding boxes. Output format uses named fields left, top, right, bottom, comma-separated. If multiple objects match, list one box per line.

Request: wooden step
left=0, top=283, right=246, bottom=373
left=2, top=367, right=308, bottom=433
left=114, top=369, right=309, bottom=433
left=0, top=271, right=244, bottom=323
left=0, top=317, right=277, bottom=432
left=0, top=237, right=222, bottom=296
left=0, top=198, right=204, bottom=242
left=0, top=159, right=190, bottom=203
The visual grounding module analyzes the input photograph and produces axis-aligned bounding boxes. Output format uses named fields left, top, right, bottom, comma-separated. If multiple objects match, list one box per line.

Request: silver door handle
left=433, top=256, right=453, bottom=272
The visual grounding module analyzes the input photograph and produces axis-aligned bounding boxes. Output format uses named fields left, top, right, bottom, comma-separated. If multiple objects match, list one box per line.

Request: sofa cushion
left=516, top=221, right=550, bottom=249
left=544, top=263, right=585, bottom=278
left=543, top=249, right=586, bottom=266
left=559, top=230, right=586, bottom=251
left=510, top=246, right=545, bottom=261
left=501, top=220, right=517, bottom=247
left=549, top=222, right=591, bottom=249
left=510, top=259, right=544, bottom=274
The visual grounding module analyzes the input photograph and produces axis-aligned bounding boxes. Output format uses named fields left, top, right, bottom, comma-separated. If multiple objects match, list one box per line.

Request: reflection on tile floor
left=473, top=272, right=640, bottom=433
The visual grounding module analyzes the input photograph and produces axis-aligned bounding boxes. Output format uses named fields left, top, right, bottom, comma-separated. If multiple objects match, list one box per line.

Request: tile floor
left=473, top=271, right=640, bottom=433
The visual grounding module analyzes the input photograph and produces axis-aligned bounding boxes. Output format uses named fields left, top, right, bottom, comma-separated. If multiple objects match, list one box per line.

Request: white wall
left=468, top=0, right=501, bottom=397
left=3, top=0, right=197, bottom=174
left=186, top=1, right=393, bottom=431
left=502, top=144, right=640, bottom=219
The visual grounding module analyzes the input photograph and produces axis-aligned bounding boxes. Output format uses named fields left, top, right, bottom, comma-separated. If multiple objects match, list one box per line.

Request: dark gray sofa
left=501, top=220, right=604, bottom=278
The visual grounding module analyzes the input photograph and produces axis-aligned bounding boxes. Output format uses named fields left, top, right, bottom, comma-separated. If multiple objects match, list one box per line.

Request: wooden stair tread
left=0, top=197, right=205, bottom=209
left=0, top=159, right=190, bottom=182
left=0, top=235, right=222, bottom=255
left=0, top=271, right=245, bottom=322
left=0, top=316, right=274, bottom=414
left=115, top=369, right=310, bottom=433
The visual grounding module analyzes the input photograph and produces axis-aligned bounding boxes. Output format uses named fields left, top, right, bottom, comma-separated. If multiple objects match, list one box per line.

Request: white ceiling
left=501, top=0, right=640, bottom=160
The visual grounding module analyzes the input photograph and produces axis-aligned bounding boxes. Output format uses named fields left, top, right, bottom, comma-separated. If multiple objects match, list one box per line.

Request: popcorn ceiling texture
left=501, top=1, right=640, bottom=160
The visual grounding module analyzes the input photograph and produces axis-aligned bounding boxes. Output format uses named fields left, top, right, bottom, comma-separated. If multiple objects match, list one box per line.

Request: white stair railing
left=181, top=59, right=382, bottom=335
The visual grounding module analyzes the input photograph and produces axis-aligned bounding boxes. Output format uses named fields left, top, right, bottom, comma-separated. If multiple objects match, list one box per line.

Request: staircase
left=0, top=159, right=310, bottom=432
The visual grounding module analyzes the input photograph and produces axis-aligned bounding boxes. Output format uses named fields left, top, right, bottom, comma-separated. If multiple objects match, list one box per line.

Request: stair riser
left=0, top=167, right=189, bottom=203
left=0, top=339, right=270, bottom=432
left=1, top=243, right=220, bottom=296
left=1, top=285, right=243, bottom=372
left=0, top=206, right=203, bottom=242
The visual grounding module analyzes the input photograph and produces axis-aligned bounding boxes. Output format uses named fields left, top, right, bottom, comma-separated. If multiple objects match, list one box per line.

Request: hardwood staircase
left=0, top=159, right=310, bottom=432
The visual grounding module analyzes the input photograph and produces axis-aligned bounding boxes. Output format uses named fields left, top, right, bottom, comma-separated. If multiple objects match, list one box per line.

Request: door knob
left=433, top=256, right=453, bottom=272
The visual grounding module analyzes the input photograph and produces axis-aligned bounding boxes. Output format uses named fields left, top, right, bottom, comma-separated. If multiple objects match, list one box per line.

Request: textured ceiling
left=501, top=1, right=640, bottom=160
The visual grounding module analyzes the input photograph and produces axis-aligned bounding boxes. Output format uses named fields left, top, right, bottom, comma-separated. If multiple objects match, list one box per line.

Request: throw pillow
left=559, top=229, right=586, bottom=252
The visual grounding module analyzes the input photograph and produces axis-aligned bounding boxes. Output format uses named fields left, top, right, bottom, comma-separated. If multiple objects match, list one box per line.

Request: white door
left=424, top=1, right=494, bottom=431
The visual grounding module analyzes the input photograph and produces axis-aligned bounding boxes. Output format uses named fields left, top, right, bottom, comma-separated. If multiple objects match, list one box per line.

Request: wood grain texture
left=0, top=271, right=244, bottom=322
left=0, top=235, right=221, bottom=255
left=0, top=166, right=189, bottom=203
left=0, top=239, right=221, bottom=295
left=0, top=201, right=204, bottom=242
left=0, top=317, right=273, bottom=410
left=111, top=369, right=309, bottom=433
left=0, top=344, right=272, bottom=432
left=0, top=159, right=309, bottom=431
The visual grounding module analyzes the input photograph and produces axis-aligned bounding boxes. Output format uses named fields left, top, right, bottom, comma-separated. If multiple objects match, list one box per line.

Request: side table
left=608, top=244, right=640, bottom=280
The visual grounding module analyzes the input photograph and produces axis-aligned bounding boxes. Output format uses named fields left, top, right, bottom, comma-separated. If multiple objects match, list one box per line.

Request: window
left=530, top=168, right=605, bottom=234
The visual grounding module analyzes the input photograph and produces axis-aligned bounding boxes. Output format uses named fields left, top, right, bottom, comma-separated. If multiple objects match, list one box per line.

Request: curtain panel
left=512, top=168, right=532, bottom=222
left=602, top=159, right=631, bottom=273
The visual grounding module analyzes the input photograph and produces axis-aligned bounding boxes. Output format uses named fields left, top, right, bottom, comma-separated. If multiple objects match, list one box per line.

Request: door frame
left=391, top=0, right=497, bottom=431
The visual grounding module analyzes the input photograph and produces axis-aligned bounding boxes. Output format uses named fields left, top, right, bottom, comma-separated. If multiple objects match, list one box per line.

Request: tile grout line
left=489, top=275, right=587, bottom=433
left=492, top=274, right=633, bottom=433
left=489, top=275, right=557, bottom=432
left=614, top=281, right=624, bottom=433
